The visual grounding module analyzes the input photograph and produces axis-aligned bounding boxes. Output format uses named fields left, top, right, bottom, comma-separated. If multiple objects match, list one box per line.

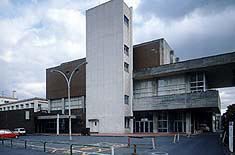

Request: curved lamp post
left=50, top=61, right=87, bottom=141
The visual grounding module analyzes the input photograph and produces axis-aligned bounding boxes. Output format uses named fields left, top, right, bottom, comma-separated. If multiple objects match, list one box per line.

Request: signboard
left=229, top=121, right=233, bottom=152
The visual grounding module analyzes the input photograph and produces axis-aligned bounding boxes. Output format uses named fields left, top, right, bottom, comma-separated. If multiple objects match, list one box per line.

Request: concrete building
left=0, top=97, right=48, bottom=133
left=132, top=40, right=233, bottom=134
left=86, top=0, right=133, bottom=133
left=0, top=95, right=18, bottom=105
left=0, top=97, right=48, bottom=112
left=43, top=0, right=235, bottom=134
left=42, top=58, right=86, bottom=133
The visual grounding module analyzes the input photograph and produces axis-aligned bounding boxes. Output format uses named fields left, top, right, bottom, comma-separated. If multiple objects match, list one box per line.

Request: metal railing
left=0, top=138, right=115, bottom=155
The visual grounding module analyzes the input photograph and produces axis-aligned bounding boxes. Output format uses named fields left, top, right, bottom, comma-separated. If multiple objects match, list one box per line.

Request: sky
left=0, top=0, right=235, bottom=113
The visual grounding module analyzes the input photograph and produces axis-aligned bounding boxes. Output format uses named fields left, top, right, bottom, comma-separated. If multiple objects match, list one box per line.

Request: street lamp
left=51, top=61, right=87, bottom=141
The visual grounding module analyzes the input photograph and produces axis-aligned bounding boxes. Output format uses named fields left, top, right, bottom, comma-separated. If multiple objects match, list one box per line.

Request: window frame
left=124, top=15, right=129, bottom=27
left=124, top=62, right=129, bottom=73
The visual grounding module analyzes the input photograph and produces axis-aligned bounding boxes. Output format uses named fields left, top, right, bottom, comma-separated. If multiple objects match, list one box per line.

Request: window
left=124, top=62, right=129, bottom=73
left=190, top=72, right=205, bottom=93
left=26, top=104, right=29, bottom=108
left=124, top=45, right=129, bottom=56
left=3, top=107, right=6, bottom=111
left=158, top=111, right=168, bottom=132
left=7, top=107, right=10, bottom=110
left=16, top=105, right=19, bottom=109
left=125, top=117, right=130, bottom=128
left=31, top=103, right=34, bottom=108
left=0, top=108, right=2, bottom=111
left=20, top=104, right=24, bottom=109
left=4, top=101, right=9, bottom=104
left=124, top=95, right=129, bottom=104
left=11, top=106, right=14, bottom=110
left=124, top=15, right=129, bottom=27
left=38, top=104, right=41, bottom=110
left=25, top=111, right=30, bottom=120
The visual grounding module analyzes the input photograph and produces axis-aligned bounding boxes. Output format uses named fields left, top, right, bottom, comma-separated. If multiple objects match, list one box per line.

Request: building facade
left=43, top=58, right=86, bottom=133
left=0, top=97, right=48, bottom=133
left=43, top=0, right=235, bottom=134
left=86, top=0, right=133, bottom=133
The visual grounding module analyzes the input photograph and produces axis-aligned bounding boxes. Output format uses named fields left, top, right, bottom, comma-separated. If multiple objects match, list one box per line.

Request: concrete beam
left=133, top=90, right=220, bottom=112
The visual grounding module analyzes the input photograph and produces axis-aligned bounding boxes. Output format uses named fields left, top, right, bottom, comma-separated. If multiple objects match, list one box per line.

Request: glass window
left=124, top=95, right=129, bottom=104
left=25, top=111, right=30, bottom=120
left=190, top=72, right=205, bottom=92
left=124, top=15, right=129, bottom=27
left=124, top=62, right=129, bottom=73
left=124, top=45, right=129, bottom=56
left=125, top=117, right=130, bottom=128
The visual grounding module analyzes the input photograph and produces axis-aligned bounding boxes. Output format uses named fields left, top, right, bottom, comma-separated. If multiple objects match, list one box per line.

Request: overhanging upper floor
left=133, top=90, right=221, bottom=112
left=134, top=51, right=235, bottom=89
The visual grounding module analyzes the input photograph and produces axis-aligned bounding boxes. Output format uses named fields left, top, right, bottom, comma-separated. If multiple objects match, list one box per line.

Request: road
left=0, top=133, right=225, bottom=155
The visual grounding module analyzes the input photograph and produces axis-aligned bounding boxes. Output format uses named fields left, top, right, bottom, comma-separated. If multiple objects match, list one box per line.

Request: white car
left=13, top=128, right=26, bottom=136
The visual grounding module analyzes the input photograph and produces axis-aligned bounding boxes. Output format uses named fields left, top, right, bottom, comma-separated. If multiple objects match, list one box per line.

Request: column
left=186, top=111, right=191, bottom=134
left=153, top=112, right=158, bottom=133
left=57, top=114, right=60, bottom=135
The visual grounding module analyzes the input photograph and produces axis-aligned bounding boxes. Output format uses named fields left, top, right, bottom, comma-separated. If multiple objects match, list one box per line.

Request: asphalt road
left=0, top=133, right=225, bottom=155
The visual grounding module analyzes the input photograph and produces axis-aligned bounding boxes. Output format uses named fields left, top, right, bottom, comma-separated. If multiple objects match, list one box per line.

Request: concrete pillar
left=61, top=98, right=65, bottom=114
left=153, top=112, right=158, bottom=133
left=186, top=112, right=191, bottom=134
left=57, top=114, right=60, bottom=135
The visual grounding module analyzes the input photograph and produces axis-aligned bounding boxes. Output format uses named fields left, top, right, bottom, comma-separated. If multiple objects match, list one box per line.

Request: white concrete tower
left=86, top=0, right=133, bottom=133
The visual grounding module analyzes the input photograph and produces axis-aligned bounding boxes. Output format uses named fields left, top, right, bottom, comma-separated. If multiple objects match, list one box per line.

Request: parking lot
left=0, top=133, right=224, bottom=155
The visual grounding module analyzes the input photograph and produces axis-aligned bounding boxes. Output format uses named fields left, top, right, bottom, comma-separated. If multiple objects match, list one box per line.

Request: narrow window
left=124, top=45, right=129, bottom=56
left=124, top=95, right=129, bottom=104
left=124, top=15, right=129, bottom=27
left=38, top=104, right=41, bottom=110
left=25, top=111, right=30, bottom=120
left=124, top=62, right=129, bottom=73
left=125, top=117, right=130, bottom=128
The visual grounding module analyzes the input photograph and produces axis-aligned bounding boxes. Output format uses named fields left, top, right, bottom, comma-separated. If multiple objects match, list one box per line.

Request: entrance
left=174, top=121, right=183, bottom=132
left=89, top=120, right=99, bottom=133
left=135, top=121, right=153, bottom=133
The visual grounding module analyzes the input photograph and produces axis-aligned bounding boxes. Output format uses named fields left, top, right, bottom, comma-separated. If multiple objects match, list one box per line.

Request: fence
left=0, top=138, right=115, bottom=155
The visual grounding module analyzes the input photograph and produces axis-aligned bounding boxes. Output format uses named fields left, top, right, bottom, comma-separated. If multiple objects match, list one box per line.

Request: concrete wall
left=0, top=109, right=35, bottom=133
left=158, top=75, right=187, bottom=96
left=133, top=90, right=220, bottom=111
left=86, top=0, right=133, bottom=133
left=134, top=79, right=157, bottom=98
left=0, top=98, right=48, bottom=112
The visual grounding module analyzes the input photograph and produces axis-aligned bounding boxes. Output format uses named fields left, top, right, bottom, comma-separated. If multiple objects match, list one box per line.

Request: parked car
left=0, top=129, right=19, bottom=139
left=13, top=128, right=26, bottom=136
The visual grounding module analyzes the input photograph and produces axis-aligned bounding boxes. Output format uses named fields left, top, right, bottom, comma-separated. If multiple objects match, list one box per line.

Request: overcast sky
left=0, top=0, right=235, bottom=113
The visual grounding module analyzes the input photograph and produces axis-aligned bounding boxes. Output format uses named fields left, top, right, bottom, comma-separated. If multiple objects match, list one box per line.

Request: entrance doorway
left=89, top=120, right=99, bottom=133
left=174, top=121, right=184, bottom=132
left=135, top=120, right=153, bottom=133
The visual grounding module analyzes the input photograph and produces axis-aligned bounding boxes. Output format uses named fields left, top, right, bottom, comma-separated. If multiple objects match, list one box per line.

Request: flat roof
left=0, top=97, right=47, bottom=106
left=134, top=51, right=235, bottom=81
